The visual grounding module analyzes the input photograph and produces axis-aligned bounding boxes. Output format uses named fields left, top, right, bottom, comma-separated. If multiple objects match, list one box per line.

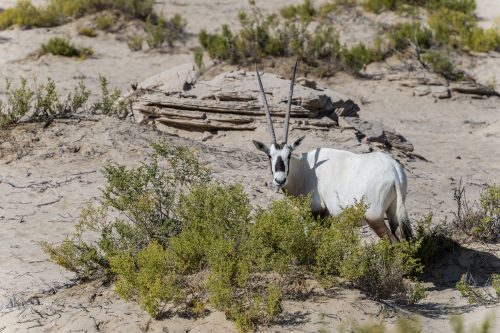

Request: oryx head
left=252, top=61, right=305, bottom=189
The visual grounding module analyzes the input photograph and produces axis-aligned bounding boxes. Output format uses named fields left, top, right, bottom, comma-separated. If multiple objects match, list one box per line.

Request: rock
left=201, top=131, right=214, bottom=141
left=347, top=118, right=385, bottom=143
left=137, top=63, right=198, bottom=94
left=296, top=77, right=317, bottom=89
left=384, top=129, right=414, bottom=152
left=342, top=118, right=414, bottom=153
left=129, top=64, right=359, bottom=132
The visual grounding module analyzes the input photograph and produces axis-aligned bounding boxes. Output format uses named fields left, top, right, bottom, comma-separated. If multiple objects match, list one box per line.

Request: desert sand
left=0, top=1, right=499, bottom=332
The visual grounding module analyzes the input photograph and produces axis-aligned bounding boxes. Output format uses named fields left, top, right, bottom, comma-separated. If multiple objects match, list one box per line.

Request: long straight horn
left=256, top=65, right=277, bottom=144
left=284, top=60, right=298, bottom=144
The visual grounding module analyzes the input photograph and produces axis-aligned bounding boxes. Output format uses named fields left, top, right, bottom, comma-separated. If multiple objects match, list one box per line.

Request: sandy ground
left=0, top=0, right=500, bottom=332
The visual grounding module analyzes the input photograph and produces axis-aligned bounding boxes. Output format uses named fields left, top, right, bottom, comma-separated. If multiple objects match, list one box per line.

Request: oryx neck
left=282, top=153, right=305, bottom=196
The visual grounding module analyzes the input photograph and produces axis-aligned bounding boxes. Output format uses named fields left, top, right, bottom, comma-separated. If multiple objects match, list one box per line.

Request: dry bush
left=451, top=182, right=500, bottom=243
left=455, top=272, right=499, bottom=305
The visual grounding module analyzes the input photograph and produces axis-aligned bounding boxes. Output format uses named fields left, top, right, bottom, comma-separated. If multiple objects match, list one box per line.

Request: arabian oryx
left=252, top=62, right=412, bottom=243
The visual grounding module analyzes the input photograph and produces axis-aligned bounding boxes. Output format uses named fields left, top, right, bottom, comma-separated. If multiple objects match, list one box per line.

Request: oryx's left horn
left=284, top=60, right=298, bottom=144
left=256, top=64, right=277, bottom=144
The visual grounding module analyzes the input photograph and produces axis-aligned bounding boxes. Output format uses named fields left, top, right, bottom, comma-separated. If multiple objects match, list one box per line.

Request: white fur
left=255, top=141, right=412, bottom=242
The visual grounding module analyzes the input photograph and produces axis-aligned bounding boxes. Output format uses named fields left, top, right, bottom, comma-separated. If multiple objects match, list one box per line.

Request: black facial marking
left=275, top=156, right=286, bottom=172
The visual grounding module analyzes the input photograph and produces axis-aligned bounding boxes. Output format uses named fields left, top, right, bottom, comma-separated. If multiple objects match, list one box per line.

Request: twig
left=36, top=196, right=62, bottom=208
left=452, top=86, right=500, bottom=97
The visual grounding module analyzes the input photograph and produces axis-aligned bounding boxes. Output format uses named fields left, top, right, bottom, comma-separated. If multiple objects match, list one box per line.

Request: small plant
left=41, top=37, right=93, bottom=58
left=66, top=80, right=91, bottom=113
left=110, top=241, right=183, bottom=317
left=280, top=0, right=316, bottom=23
left=78, top=27, right=97, bottom=37
left=193, top=48, right=204, bottom=73
left=421, top=51, right=461, bottom=80
left=411, top=213, right=456, bottom=267
left=452, top=182, right=500, bottom=243
left=127, top=35, right=143, bottom=51
left=146, top=14, right=187, bottom=49
left=388, top=22, right=434, bottom=51
left=456, top=273, right=490, bottom=304
left=492, top=274, right=500, bottom=297
left=429, top=7, right=500, bottom=52
left=95, top=14, right=113, bottom=31
left=92, top=75, right=125, bottom=115
left=364, top=0, right=476, bottom=14
left=341, top=43, right=381, bottom=72
left=1, top=78, right=34, bottom=125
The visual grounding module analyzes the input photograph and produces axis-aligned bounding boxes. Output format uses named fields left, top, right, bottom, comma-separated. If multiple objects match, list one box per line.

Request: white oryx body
left=253, top=62, right=412, bottom=242
left=284, top=148, right=410, bottom=242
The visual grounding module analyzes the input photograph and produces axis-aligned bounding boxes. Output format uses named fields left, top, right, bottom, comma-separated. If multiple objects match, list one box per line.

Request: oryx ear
left=252, top=140, right=270, bottom=155
left=290, top=136, right=305, bottom=151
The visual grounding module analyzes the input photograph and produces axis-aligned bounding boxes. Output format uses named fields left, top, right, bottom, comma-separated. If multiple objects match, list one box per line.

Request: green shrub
left=67, top=80, right=91, bottom=112
left=146, top=14, right=187, bottom=48
left=280, top=0, right=316, bottom=23
left=0, top=0, right=60, bottom=29
left=429, top=8, right=476, bottom=49
left=42, top=141, right=210, bottom=279
left=127, top=35, right=143, bottom=51
left=364, top=0, right=476, bottom=14
left=341, top=43, right=381, bottom=72
left=315, top=201, right=425, bottom=304
left=450, top=313, right=496, bottom=333
left=41, top=37, right=93, bottom=58
left=364, top=0, right=400, bottom=13
left=1, top=78, right=33, bottom=126
left=78, top=27, right=97, bottom=37
left=388, top=22, right=434, bottom=51
left=199, top=26, right=234, bottom=62
left=249, top=195, right=319, bottom=273
left=0, top=0, right=155, bottom=30
left=42, top=141, right=435, bottom=331
left=198, top=2, right=381, bottom=75
left=411, top=213, right=456, bottom=267
left=456, top=273, right=491, bottom=304
left=194, top=48, right=204, bottom=73
left=95, top=14, right=113, bottom=31
left=110, top=241, right=183, bottom=317
left=421, top=51, right=461, bottom=80
left=41, top=204, right=110, bottom=281
left=492, top=274, right=500, bottom=297
left=92, top=75, right=126, bottom=115
left=315, top=202, right=366, bottom=278
left=429, top=7, right=500, bottom=52
left=172, top=183, right=251, bottom=273
left=0, top=76, right=121, bottom=127
left=0, top=76, right=91, bottom=126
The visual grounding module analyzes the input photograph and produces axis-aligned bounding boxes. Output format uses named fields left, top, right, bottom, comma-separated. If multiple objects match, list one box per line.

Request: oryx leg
left=365, top=218, right=398, bottom=243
